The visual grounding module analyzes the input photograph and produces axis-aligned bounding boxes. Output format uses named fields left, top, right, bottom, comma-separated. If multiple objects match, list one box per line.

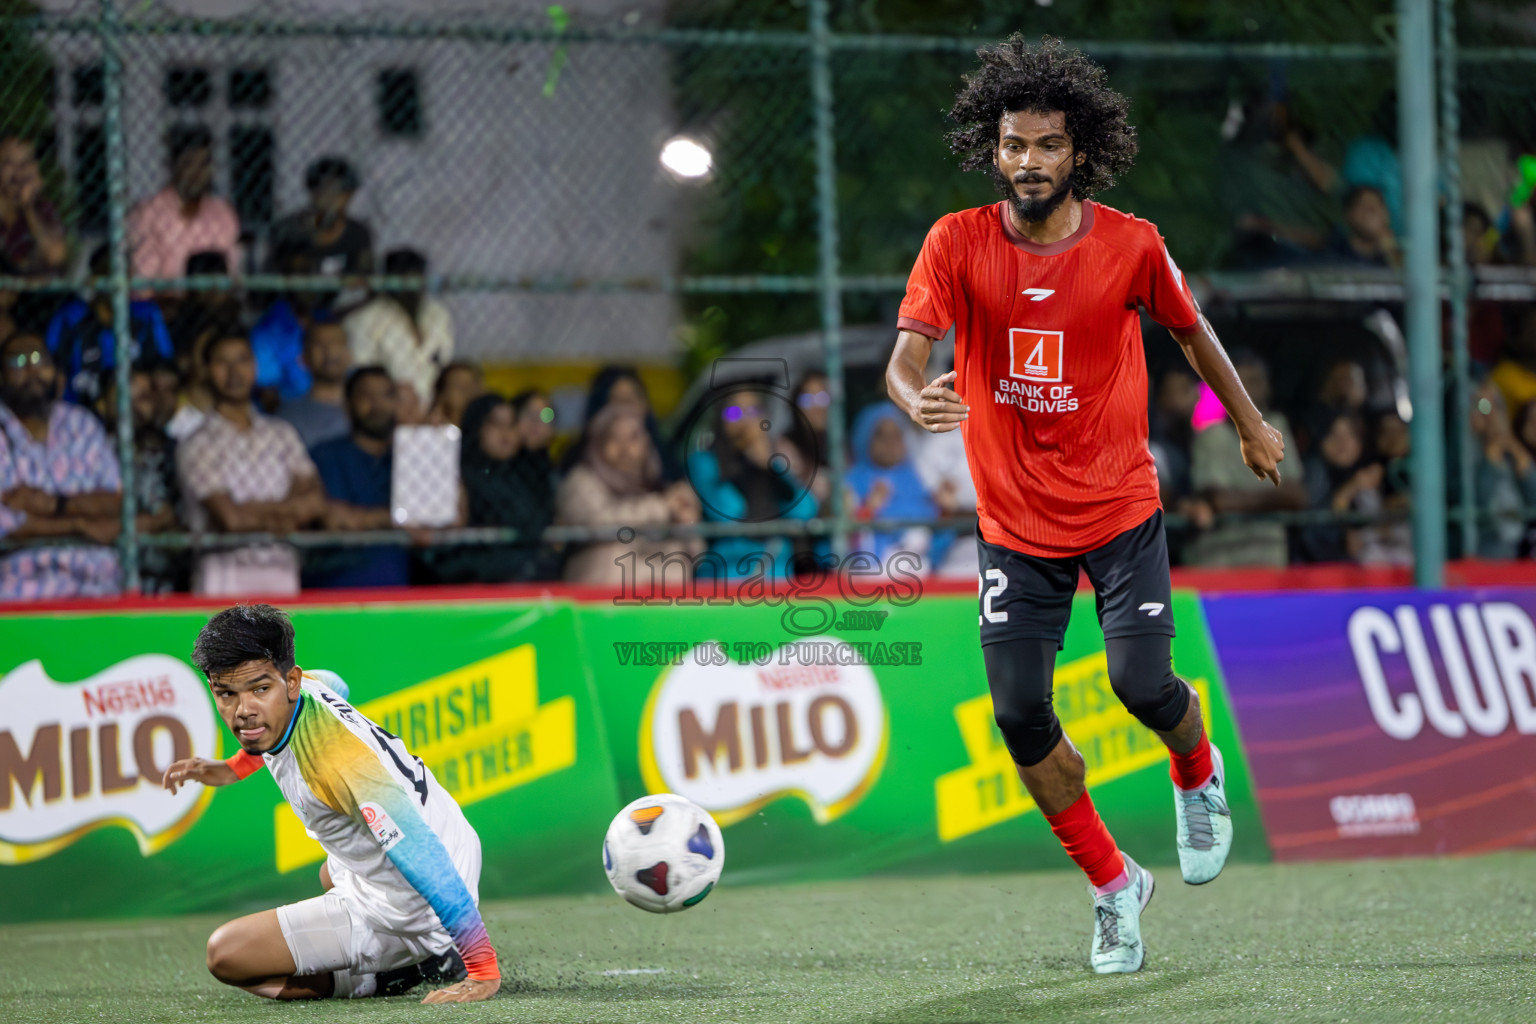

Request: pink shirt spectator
left=0, top=402, right=121, bottom=600
left=127, top=187, right=242, bottom=281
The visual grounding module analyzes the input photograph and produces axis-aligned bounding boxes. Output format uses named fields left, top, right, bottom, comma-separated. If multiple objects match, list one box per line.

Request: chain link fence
left=0, top=0, right=1534, bottom=597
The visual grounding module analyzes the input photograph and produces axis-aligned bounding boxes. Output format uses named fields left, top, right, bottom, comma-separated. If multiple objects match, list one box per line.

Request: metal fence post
left=809, top=0, right=849, bottom=561
left=1438, top=0, right=1475, bottom=559
left=99, top=0, right=139, bottom=592
left=1398, top=0, right=1445, bottom=587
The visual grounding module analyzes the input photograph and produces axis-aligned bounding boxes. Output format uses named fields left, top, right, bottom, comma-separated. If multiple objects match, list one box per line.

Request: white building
left=36, top=0, right=682, bottom=361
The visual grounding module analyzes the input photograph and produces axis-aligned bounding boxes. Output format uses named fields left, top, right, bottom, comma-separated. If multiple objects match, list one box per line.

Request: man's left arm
left=1139, top=233, right=1286, bottom=485
left=1169, top=318, right=1285, bottom=485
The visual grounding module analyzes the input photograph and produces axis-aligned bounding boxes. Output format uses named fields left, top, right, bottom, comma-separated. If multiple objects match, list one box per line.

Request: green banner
left=0, top=603, right=619, bottom=922
left=576, top=591, right=1265, bottom=887
left=0, top=592, right=1264, bottom=922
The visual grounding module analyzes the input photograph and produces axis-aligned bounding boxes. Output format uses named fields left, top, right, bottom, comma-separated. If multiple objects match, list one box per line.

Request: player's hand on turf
left=913, top=371, right=968, bottom=433
left=1239, top=419, right=1286, bottom=485
left=161, top=757, right=238, bottom=794
left=421, top=978, right=499, bottom=1004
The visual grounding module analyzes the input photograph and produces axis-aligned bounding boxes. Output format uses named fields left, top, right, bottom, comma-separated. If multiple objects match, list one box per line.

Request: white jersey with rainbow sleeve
left=228, top=676, right=498, bottom=981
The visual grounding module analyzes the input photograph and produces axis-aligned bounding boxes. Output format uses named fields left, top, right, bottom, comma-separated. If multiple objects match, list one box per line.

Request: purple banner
left=1203, top=588, right=1536, bottom=860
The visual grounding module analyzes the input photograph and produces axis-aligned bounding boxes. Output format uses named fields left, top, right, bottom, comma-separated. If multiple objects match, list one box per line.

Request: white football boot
left=1174, top=743, right=1233, bottom=885
left=1089, top=853, right=1154, bottom=974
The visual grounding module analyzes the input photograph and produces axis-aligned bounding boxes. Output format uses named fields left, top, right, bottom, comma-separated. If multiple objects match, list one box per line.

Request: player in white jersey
left=161, top=604, right=500, bottom=1004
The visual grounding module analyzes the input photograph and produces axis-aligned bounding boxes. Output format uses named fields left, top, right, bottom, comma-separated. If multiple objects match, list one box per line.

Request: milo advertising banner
left=0, top=603, right=619, bottom=922
left=577, top=589, right=1265, bottom=886
left=1204, top=588, right=1536, bottom=860
left=1, top=589, right=1262, bottom=922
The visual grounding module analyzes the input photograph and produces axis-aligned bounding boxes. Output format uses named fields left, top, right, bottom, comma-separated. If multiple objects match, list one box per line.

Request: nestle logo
left=1329, top=793, right=1419, bottom=837
left=81, top=678, right=177, bottom=718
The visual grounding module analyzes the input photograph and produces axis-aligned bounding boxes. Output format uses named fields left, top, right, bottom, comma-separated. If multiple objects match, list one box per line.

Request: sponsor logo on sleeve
left=359, top=802, right=405, bottom=852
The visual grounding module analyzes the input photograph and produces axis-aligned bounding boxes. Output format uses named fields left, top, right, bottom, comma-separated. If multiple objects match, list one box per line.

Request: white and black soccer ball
left=603, top=793, right=725, bottom=913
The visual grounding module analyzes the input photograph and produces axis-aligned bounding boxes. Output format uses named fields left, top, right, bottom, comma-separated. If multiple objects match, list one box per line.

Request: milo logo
left=638, top=639, right=888, bottom=826
left=0, top=656, right=219, bottom=864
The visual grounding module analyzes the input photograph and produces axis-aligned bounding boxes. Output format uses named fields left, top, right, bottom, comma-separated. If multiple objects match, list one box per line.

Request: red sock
left=1044, top=790, right=1125, bottom=887
left=1169, top=730, right=1214, bottom=790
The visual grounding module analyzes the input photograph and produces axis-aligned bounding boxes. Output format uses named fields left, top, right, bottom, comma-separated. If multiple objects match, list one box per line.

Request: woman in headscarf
left=425, top=393, right=553, bottom=583
left=689, top=388, right=817, bottom=579
left=426, top=360, right=484, bottom=428
left=556, top=404, right=701, bottom=586
left=562, top=364, right=682, bottom=481
left=844, top=401, right=953, bottom=573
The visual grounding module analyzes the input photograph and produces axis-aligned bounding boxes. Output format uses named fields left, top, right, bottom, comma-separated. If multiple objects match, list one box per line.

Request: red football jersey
left=898, top=201, right=1201, bottom=558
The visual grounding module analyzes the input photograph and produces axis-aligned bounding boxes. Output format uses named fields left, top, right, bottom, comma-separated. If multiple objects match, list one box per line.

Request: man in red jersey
left=887, top=36, right=1286, bottom=975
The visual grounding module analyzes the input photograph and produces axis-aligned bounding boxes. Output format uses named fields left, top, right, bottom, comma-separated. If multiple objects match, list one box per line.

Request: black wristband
left=54, top=494, right=67, bottom=517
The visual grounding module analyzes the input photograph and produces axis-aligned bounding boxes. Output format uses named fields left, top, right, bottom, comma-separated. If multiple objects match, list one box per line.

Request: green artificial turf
left=4, top=854, right=1534, bottom=1023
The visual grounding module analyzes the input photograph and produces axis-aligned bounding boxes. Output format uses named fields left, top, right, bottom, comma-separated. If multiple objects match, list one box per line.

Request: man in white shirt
left=344, top=248, right=453, bottom=408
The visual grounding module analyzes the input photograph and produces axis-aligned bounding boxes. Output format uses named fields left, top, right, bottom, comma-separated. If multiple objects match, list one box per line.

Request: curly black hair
left=948, top=35, right=1137, bottom=201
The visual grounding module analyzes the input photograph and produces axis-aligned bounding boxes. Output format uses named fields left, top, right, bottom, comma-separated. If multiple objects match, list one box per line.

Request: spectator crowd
left=4, top=122, right=1536, bottom=601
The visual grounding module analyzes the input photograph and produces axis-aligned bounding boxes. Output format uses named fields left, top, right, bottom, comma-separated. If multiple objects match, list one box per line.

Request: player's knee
left=1105, top=635, right=1187, bottom=733
left=993, top=699, right=1062, bottom=768
left=205, top=924, right=245, bottom=984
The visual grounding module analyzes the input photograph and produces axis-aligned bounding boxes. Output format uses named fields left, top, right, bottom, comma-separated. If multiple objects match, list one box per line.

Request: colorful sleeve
left=1139, top=231, right=1201, bottom=332
left=305, top=723, right=499, bottom=981
left=225, top=750, right=265, bottom=779
left=897, top=219, right=956, bottom=340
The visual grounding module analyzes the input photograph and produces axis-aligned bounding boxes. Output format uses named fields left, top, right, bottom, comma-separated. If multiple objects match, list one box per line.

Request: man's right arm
left=887, top=330, right=969, bottom=433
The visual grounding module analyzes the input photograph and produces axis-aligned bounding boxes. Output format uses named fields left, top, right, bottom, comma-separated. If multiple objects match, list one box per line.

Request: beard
left=992, top=164, right=1076, bottom=224
left=0, top=380, right=51, bottom=420
left=356, top=415, right=396, bottom=442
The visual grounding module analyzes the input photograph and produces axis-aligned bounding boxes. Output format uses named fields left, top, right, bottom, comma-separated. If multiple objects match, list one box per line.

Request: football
left=603, top=793, right=725, bottom=913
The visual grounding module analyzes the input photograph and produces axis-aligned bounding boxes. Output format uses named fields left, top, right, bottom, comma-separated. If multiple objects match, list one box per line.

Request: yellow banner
left=275, top=645, right=576, bottom=873
left=933, top=651, right=1210, bottom=843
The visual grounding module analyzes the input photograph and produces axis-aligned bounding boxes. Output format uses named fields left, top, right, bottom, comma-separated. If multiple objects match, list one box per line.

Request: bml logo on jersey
left=1009, top=328, right=1063, bottom=384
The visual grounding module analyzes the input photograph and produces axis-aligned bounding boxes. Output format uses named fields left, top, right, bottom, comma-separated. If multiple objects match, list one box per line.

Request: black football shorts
left=976, top=510, right=1176, bottom=649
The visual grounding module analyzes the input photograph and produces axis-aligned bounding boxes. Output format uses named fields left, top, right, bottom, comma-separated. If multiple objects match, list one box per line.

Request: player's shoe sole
left=1175, top=744, right=1233, bottom=885
left=1090, top=853, right=1154, bottom=975
left=376, top=948, right=467, bottom=997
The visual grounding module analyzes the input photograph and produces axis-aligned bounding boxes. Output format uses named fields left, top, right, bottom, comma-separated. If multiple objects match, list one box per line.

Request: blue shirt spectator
left=844, top=402, right=954, bottom=573
left=45, top=296, right=173, bottom=407
left=275, top=321, right=352, bottom=449
left=306, top=366, right=409, bottom=588
left=250, top=297, right=313, bottom=402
